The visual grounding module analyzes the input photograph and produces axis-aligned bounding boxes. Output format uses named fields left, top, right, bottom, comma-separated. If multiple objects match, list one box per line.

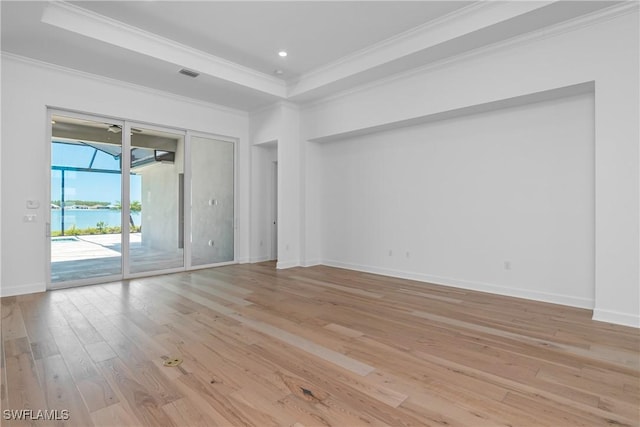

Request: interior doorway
left=271, top=160, right=278, bottom=261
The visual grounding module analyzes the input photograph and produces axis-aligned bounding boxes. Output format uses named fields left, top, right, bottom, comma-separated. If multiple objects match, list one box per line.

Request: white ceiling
left=70, top=1, right=473, bottom=79
left=1, top=1, right=621, bottom=112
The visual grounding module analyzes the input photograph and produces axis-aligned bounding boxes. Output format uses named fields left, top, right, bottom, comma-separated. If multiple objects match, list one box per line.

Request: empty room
left=1, top=1, right=638, bottom=426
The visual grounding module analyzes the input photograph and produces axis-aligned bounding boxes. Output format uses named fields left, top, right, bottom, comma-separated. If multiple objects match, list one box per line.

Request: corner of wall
left=276, top=260, right=301, bottom=269
left=301, top=259, right=322, bottom=267
left=592, top=309, right=640, bottom=328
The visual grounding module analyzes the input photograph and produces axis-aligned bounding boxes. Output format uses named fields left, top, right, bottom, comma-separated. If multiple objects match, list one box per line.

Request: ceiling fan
left=106, top=124, right=142, bottom=134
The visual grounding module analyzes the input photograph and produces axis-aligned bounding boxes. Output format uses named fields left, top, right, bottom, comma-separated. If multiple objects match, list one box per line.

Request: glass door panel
left=129, top=127, right=184, bottom=273
left=191, top=136, right=234, bottom=266
left=50, top=114, right=123, bottom=284
left=49, top=113, right=236, bottom=285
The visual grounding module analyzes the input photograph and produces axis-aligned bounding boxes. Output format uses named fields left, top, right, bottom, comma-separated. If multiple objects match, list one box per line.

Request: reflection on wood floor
left=2, top=262, right=639, bottom=426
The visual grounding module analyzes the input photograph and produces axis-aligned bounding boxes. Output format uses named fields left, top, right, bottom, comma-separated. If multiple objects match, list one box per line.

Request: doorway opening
left=271, top=160, right=278, bottom=261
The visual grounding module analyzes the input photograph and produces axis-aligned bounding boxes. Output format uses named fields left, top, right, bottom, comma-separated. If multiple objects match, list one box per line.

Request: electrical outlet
left=504, top=261, right=511, bottom=270
left=406, top=251, right=410, bottom=258
left=388, top=250, right=393, bottom=256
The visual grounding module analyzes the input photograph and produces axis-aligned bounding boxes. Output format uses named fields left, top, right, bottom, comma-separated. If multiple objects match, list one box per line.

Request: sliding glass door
left=190, top=135, right=235, bottom=266
left=128, top=125, right=184, bottom=274
left=50, top=113, right=123, bottom=284
left=48, top=111, right=235, bottom=288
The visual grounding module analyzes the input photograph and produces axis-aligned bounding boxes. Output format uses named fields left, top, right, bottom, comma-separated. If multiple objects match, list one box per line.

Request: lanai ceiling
left=1, top=1, right=622, bottom=111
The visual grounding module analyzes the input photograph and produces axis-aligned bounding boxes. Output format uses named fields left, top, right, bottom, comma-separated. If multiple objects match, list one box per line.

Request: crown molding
left=303, top=1, right=639, bottom=110
left=286, top=1, right=484, bottom=87
left=41, top=1, right=287, bottom=98
left=1, top=52, right=249, bottom=118
left=287, top=0, right=554, bottom=98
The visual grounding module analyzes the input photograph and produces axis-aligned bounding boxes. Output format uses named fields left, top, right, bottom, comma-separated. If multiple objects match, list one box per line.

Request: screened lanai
left=50, top=114, right=185, bottom=284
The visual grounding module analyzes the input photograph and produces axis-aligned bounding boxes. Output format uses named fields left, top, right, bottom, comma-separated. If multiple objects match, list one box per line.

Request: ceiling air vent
left=179, top=68, right=199, bottom=78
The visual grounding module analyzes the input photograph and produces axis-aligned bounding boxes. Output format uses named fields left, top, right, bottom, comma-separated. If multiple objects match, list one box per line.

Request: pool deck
left=50, top=233, right=182, bottom=282
left=52, top=233, right=141, bottom=262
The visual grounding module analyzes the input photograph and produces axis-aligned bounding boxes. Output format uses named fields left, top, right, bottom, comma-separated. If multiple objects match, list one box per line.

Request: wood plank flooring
left=1, top=262, right=638, bottom=426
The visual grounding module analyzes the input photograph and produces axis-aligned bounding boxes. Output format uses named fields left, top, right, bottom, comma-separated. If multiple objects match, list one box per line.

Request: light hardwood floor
left=1, top=262, right=639, bottom=426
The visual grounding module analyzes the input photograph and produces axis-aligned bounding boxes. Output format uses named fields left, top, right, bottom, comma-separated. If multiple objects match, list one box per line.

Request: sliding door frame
left=184, top=130, right=239, bottom=270
left=46, top=108, right=126, bottom=289
left=124, top=121, right=186, bottom=279
left=46, top=108, right=239, bottom=289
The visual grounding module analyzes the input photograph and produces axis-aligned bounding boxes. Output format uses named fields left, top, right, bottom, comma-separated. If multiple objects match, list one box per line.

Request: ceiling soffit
left=41, top=1, right=287, bottom=98
left=20, top=1, right=630, bottom=110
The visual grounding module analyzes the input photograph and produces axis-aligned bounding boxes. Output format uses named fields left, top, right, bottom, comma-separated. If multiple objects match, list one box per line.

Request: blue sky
left=52, top=142, right=141, bottom=204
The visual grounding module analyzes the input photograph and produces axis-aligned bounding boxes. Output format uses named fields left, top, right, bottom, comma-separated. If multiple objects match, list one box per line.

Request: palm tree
left=111, top=200, right=141, bottom=212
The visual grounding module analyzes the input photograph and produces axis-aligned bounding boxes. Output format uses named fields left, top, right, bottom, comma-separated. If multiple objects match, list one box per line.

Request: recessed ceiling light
left=274, top=69, right=284, bottom=75
left=278, top=50, right=288, bottom=58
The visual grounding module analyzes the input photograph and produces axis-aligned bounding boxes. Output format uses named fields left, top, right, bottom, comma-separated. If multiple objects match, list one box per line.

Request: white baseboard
left=276, top=260, right=301, bottom=269
left=593, top=308, right=640, bottom=328
left=301, top=259, right=322, bottom=267
left=0, top=282, right=46, bottom=298
left=321, top=259, right=594, bottom=310
left=249, top=256, right=273, bottom=263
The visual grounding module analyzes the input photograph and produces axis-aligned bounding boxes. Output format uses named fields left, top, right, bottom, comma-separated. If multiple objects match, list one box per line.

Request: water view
left=51, top=209, right=142, bottom=232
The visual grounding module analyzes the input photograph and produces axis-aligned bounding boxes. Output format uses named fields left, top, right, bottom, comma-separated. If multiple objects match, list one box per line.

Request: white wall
left=320, top=93, right=595, bottom=308
left=0, top=55, right=249, bottom=296
left=0, top=35, right=3, bottom=292
left=248, top=102, right=303, bottom=269
left=249, top=105, right=281, bottom=146
left=301, top=8, right=639, bottom=326
left=249, top=105, right=279, bottom=263
left=278, top=104, right=302, bottom=269
left=303, top=138, right=322, bottom=266
left=249, top=143, right=277, bottom=262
